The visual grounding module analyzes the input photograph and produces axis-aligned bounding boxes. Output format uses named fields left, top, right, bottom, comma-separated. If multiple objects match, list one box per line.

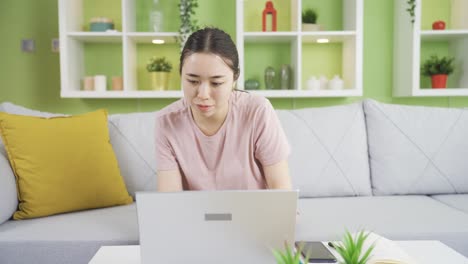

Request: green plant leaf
left=421, top=55, right=455, bottom=76
left=332, top=230, right=375, bottom=264
left=359, top=243, right=376, bottom=264
left=302, top=8, right=318, bottom=24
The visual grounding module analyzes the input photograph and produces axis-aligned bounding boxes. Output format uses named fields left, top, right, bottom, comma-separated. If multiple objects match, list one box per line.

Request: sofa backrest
left=276, top=102, right=372, bottom=198
left=108, top=112, right=158, bottom=196
left=364, top=99, right=468, bottom=195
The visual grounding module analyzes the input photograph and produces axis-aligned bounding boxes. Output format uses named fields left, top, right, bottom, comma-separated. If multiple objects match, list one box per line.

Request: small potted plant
left=272, top=241, right=309, bottom=264
left=302, top=8, right=320, bottom=31
left=421, top=55, right=454, bottom=89
left=331, top=230, right=375, bottom=264
left=146, top=56, right=172, bottom=90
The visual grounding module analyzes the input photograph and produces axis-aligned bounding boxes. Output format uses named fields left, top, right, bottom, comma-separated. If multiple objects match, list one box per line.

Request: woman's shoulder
left=155, top=98, right=189, bottom=124
left=232, top=90, right=271, bottom=111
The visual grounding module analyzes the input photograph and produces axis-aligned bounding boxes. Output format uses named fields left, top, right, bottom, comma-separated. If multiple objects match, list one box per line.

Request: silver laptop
left=136, top=190, right=298, bottom=264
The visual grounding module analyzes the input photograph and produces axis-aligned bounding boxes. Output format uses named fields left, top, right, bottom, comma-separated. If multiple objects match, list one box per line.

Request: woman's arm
left=157, top=169, right=183, bottom=192
left=263, top=160, right=292, bottom=190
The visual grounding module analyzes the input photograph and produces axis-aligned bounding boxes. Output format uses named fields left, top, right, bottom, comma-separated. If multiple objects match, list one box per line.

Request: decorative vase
left=319, top=75, right=328, bottom=90
left=111, top=76, right=123, bottom=91
left=149, top=0, right=163, bottom=32
left=94, top=75, right=107, bottom=92
left=264, top=66, right=276, bottom=90
left=432, top=20, right=446, bottom=30
left=151, top=72, right=169, bottom=90
left=245, top=79, right=260, bottom=90
left=280, top=64, right=292, bottom=90
left=431, top=74, right=447, bottom=89
left=302, top=23, right=321, bottom=31
left=306, top=76, right=320, bottom=90
left=328, top=75, right=344, bottom=90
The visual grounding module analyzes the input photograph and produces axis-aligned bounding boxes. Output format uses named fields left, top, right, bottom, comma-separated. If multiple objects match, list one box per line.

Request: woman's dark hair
left=180, top=27, right=240, bottom=80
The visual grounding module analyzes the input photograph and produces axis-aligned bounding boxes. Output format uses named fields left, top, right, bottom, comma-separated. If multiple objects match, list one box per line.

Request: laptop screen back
left=136, top=190, right=298, bottom=264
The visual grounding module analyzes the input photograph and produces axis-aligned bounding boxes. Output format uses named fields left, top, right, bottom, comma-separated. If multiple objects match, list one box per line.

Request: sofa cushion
left=295, top=195, right=468, bottom=257
left=431, top=194, right=468, bottom=214
left=109, top=112, right=158, bottom=196
left=0, top=204, right=138, bottom=264
left=0, top=102, right=158, bottom=197
left=0, top=110, right=133, bottom=219
left=276, top=102, right=371, bottom=197
left=364, top=99, right=468, bottom=195
left=0, top=152, right=17, bottom=225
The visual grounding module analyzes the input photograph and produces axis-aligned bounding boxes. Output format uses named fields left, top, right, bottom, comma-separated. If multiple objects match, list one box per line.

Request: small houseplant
left=330, top=230, right=375, bottom=264
left=146, top=56, right=172, bottom=90
left=178, top=0, right=200, bottom=51
left=302, top=8, right=320, bottom=31
left=421, top=55, right=455, bottom=89
left=406, top=0, right=416, bottom=24
left=272, top=241, right=309, bottom=264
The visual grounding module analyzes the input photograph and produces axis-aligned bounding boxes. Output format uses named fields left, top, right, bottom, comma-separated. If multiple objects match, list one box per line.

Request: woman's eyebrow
left=185, top=73, right=225, bottom=79
left=186, top=73, right=199, bottom=78
left=210, top=75, right=225, bottom=79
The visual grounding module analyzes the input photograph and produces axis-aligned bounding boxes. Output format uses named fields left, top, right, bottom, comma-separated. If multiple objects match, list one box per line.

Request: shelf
left=393, top=0, right=468, bottom=97
left=61, top=90, right=183, bottom=98
left=67, top=32, right=123, bottom=42
left=126, top=32, right=179, bottom=44
left=301, top=31, right=356, bottom=43
left=247, top=89, right=361, bottom=98
left=237, top=0, right=363, bottom=97
left=243, top=32, right=298, bottom=43
left=413, top=88, right=468, bottom=97
left=421, top=30, right=468, bottom=41
left=59, top=0, right=363, bottom=98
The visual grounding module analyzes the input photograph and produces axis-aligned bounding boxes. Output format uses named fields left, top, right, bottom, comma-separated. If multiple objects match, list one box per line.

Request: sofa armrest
left=0, top=148, right=18, bottom=224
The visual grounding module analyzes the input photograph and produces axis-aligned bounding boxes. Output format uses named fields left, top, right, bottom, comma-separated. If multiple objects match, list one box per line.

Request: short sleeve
left=154, top=115, right=179, bottom=171
left=254, top=99, right=291, bottom=166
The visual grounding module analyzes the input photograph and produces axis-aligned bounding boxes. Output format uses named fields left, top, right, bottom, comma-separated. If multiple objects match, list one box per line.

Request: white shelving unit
left=393, top=0, right=468, bottom=97
left=236, top=0, right=363, bottom=97
left=59, top=0, right=363, bottom=98
left=58, top=0, right=181, bottom=98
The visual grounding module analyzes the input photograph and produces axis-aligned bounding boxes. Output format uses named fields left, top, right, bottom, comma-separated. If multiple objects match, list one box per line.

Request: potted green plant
left=178, top=0, right=200, bottom=51
left=330, top=230, right=375, bottom=264
left=421, top=55, right=455, bottom=89
left=146, top=56, right=172, bottom=90
left=272, top=241, right=309, bottom=264
left=302, top=8, right=320, bottom=31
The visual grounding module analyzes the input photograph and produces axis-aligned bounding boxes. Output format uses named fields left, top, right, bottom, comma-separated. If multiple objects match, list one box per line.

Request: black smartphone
left=295, top=241, right=337, bottom=263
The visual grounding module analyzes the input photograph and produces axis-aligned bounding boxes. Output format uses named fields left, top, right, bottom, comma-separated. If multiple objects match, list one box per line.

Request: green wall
left=0, top=0, right=467, bottom=115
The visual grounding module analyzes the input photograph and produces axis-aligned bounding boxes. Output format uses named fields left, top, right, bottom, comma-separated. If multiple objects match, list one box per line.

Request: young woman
left=155, top=27, right=292, bottom=192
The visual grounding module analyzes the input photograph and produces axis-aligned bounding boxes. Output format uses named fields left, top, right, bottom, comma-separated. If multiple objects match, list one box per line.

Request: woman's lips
left=196, top=104, right=213, bottom=112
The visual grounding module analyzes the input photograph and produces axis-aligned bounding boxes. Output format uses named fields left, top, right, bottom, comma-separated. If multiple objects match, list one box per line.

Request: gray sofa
left=0, top=99, right=467, bottom=264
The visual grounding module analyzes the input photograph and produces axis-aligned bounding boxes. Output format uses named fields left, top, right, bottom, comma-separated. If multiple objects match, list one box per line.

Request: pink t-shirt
left=154, top=91, right=290, bottom=190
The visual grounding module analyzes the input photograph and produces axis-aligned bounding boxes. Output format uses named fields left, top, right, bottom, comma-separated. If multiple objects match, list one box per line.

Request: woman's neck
left=191, top=103, right=230, bottom=136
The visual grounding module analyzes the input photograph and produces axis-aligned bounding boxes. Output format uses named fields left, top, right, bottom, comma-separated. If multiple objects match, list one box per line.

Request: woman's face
left=181, top=52, right=235, bottom=120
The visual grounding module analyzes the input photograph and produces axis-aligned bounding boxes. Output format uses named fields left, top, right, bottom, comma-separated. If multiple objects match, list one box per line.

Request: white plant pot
left=302, top=23, right=321, bottom=31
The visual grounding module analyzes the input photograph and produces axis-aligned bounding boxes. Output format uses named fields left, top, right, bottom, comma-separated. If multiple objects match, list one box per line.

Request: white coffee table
left=89, top=240, right=468, bottom=264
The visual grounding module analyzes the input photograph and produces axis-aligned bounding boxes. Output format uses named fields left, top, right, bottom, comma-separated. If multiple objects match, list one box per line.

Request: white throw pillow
left=364, top=99, right=468, bottom=195
left=277, top=101, right=372, bottom=198
left=109, top=112, right=158, bottom=197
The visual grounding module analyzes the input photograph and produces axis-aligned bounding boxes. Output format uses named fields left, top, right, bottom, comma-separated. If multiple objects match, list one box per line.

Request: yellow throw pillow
left=0, top=109, right=133, bottom=220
